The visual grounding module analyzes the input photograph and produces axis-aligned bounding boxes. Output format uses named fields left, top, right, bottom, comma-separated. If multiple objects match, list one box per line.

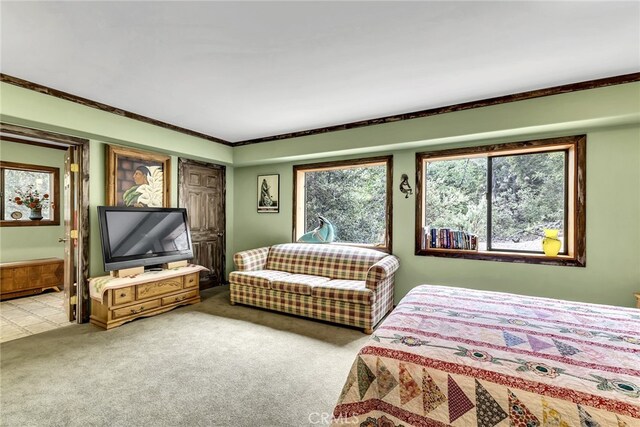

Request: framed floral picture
left=106, top=145, right=170, bottom=207
left=257, top=174, right=279, bottom=213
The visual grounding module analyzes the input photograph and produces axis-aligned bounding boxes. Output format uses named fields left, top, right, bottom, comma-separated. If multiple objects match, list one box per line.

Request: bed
left=332, top=285, right=639, bottom=426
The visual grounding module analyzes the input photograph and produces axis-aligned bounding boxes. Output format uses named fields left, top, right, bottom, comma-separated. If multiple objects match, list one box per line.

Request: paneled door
left=178, top=159, right=226, bottom=285
left=63, top=147, right=76, bottom=321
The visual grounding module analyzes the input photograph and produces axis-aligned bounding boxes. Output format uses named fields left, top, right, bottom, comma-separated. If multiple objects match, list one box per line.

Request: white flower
left=137, top=166, right=164, bottom=207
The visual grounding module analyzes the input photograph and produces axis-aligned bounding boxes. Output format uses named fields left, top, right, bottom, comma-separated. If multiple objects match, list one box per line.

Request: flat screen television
left=97, top=206, right=193, bottom=272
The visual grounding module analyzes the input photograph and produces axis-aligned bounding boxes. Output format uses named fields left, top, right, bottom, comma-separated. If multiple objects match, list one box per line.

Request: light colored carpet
left=1, top=286, right=369, bottom=427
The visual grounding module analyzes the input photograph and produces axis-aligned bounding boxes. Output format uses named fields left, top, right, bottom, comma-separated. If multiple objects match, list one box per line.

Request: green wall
left=0, top=141, right=66, bottom=262
left=232, top=83, right=640, bottom=308
left=1, top=80, right=639, bottom=307
left=1, top=82, right=235, bottom=278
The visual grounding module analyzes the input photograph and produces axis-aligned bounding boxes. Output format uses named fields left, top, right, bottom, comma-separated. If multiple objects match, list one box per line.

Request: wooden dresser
left=90, top=269, right=201, bottom=329
left=0, top=258, right=64, bottom=300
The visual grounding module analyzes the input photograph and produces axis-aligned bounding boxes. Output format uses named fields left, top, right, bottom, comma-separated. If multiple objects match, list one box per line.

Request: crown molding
left=234, top=72, right=640, bottom=146
left=3, top=72, right=638, bottom=147
left=0, top=73, right=233, bottom=147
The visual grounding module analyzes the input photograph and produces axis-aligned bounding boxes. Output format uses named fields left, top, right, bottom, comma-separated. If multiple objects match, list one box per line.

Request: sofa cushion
left=229, top=270, right=290, bottom=289
left=312, top=279, right=373, bottom=305
left=271, top=274, right=330, bottom=296
left=265, top=243, right=387, bottom=281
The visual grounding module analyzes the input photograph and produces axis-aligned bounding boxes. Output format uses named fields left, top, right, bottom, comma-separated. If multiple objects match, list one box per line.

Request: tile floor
left=1, top=291, right=75, bottom=343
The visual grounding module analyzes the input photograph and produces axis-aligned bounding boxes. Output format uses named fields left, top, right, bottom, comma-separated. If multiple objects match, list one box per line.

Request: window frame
left=0, top=161, right=61, bottom=227
left=415, top=135, right=586, bottom=267
left=293, top=155, right=393, bottom=252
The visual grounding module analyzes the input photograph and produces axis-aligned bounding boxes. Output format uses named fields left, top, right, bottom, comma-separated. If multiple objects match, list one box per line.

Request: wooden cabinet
left=0, top=258, right=64, bottom=300
left=90, top=269, right=200, bottom=329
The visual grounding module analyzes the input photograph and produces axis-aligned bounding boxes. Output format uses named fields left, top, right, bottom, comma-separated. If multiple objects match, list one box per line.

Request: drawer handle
left=119, top=293, right=127, bottom=298
left=130, top=306, right=144, bottom=314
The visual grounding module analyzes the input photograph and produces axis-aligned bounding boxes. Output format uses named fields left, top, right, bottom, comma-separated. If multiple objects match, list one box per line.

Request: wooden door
left=63, top=148, right=76, bottom=321
left=178, top=159, right=226, bottom=285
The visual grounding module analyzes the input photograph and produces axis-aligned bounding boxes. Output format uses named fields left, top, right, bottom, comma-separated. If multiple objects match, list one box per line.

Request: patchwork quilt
left=332, top=285, right=640, bottom=426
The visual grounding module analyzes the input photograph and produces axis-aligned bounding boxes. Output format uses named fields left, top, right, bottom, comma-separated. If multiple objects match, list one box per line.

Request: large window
left=0, top=161, right=60, bottom=227
left=416, top=136, right=586, bottom=266
left=294, top=156, right=393, bottom=251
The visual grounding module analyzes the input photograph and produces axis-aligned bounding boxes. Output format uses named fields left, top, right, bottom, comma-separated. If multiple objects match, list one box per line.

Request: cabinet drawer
left=136, top=278, right=183, bottom=299
left=112, top=286, right=134, bottom=305
left=162, top=289, right=198, bottom=306
left=112, top=299, right=160, bottom=319
left=183, top=273, right=198, bottom=288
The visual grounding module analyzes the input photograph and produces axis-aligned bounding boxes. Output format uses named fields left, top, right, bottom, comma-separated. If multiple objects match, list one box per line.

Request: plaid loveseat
left=229, top=243, right=400, bottom=333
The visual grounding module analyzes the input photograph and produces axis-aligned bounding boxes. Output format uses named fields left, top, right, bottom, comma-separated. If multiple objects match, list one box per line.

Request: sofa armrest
left=233, top=247, right=270, bottom=271
left=365, top=255, right=400, bottom=291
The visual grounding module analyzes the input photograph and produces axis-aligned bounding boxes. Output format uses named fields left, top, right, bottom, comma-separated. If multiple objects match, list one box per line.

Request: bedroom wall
left=232, top=82, right=640, bottom=307
left=2, top=80, right=638, bottom=307
left=0, top=82, right=235, bottom=278
left=0, top=141, right=66, bottom=262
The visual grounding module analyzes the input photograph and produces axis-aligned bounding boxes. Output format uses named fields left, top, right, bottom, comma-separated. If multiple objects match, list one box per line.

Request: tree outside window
left=294, top=156, right=392, bottom=251
left=416, top=136, right=585, bottom=267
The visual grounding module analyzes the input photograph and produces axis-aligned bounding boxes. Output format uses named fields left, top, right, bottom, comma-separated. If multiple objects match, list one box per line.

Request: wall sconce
left=399, top=174, right=413, bottom=198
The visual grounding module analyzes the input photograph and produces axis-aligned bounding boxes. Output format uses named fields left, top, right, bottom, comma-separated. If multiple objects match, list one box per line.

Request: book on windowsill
left=424, top=227, right=478, bottom=251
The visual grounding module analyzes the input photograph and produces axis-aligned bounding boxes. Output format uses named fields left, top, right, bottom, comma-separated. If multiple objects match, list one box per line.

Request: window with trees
left=294, top=156, right=393, bottom=251
left=0, top=161, right=60, bottom=227
left=416, top=136, right=586, bottom=266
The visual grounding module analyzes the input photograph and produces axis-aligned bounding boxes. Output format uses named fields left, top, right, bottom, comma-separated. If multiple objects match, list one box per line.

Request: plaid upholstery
left=271, top=274, right=330, bottom=296
left=231, top=283, right=372, bottom=329
left=230, top=243, right=399, bottom=331
left=312, top=280, right=373, bottom=305
left=265, top=243, right=386, bottom=280
left=228, top=270, right=290, bottom=289
left=371, top=274, right=395, bottom=326
left=233, top=247, right=270, bottom=271
left=365, top=255, right=400, bottom=291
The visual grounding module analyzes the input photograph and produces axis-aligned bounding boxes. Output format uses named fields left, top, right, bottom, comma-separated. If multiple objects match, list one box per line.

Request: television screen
left=98, top=206, right=193, bottom=271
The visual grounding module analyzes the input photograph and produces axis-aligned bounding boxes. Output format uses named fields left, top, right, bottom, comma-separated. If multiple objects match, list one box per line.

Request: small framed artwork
left=257, top=174, right=279, bottom=213
left=106, top=145, right=171, bottom=207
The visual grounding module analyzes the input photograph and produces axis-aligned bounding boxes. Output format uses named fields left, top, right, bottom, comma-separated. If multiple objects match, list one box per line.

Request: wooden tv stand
left=90, top=267, right=202, bottom=330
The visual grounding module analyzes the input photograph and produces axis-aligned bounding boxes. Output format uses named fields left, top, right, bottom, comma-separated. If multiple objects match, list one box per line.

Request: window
left=416, top=136, right=586, bottom=266
left=294, top=156, right=393, bottom=251
left=0, top=161, right=60, bottom=226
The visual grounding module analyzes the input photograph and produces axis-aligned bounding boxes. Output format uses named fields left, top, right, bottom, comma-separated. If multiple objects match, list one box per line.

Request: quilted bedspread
left=332, top=285, right=640, bottom=426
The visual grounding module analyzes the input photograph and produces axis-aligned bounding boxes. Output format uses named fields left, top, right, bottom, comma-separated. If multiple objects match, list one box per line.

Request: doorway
left=0, top=123, right=90, bottom=342
left=178, top=158, right=226, bottom=287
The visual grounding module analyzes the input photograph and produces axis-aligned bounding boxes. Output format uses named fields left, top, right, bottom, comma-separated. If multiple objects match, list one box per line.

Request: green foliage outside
left=426, top=158, right=488, bottom=241
left=426, top=152, right=565, bottom=249
left=304, top=165, right=386, bottom=245
left=491, top=152, right=565, bottom=247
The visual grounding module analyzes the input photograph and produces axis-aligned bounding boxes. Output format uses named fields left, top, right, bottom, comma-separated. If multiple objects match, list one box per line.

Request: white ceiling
left=1, top=1, right=639, bottom=143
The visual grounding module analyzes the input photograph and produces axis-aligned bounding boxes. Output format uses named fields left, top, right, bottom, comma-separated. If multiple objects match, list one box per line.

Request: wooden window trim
left=0, top=161, right=61, bottom=227
left=415, top=135, right=586, bottom=267
left=293, top=156, right=393, bottom=253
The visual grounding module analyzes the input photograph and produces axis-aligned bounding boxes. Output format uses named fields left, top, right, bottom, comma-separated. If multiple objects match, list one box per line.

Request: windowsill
left=295, top=240, right=391, bottom=254
left=0, top=219, right=60, bottom=227
left=415, top=248, right=584, bottom=267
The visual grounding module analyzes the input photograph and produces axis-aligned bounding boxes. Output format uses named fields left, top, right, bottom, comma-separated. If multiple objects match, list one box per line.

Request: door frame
left=178, top=157, right=226, bottom=286
left=0, top=123, right=90, bottom=322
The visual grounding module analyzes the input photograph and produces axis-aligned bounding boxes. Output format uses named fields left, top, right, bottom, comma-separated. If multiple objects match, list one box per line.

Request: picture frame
left=257, top=174, right=279, bottom=213
left=106, top=145, right=171, bottom=207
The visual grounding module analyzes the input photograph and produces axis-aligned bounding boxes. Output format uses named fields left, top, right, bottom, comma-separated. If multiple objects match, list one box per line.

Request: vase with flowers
left=13, top=185, right=50, bottom=220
